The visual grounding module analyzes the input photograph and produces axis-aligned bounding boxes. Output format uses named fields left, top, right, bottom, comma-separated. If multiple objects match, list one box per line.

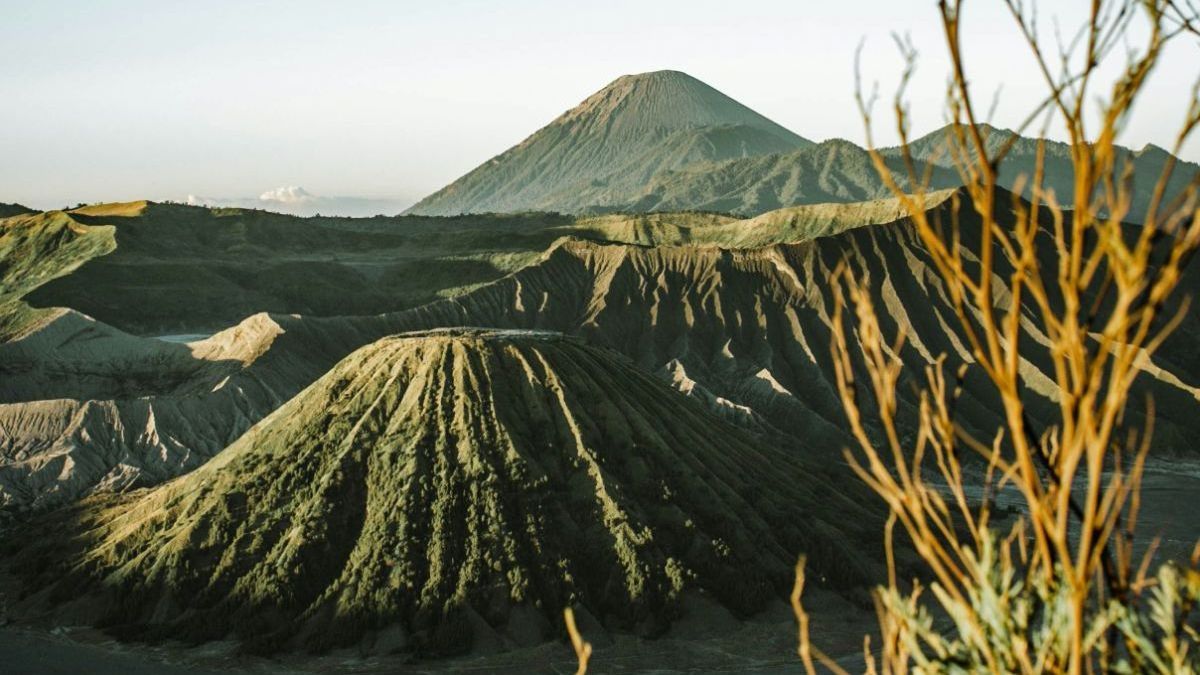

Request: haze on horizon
left=3, top=0, right=1198, bottom=212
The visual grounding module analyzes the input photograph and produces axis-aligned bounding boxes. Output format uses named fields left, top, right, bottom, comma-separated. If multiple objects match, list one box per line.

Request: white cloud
left=258, top=186, right=316, bottom=204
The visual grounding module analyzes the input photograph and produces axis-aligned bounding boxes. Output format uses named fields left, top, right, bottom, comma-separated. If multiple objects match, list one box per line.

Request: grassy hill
left=5, top=197, right=944, bottom=336
left=16, top=204, right=571, bottom=335
left=6, top=329, right=880, bottom=655
left=0, top=210, right=117, bottom=340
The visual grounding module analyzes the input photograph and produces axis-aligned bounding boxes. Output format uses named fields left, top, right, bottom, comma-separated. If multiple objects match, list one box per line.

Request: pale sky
left=2, top=0, right=1197, bottom=210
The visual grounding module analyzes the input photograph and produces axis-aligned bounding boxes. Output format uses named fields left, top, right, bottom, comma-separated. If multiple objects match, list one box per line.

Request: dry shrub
left=796, top=1, right=1200, bottom=672
left=564, top=607, right=593, bottom=675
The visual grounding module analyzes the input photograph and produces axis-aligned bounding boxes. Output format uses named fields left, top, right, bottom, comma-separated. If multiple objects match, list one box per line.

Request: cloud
left=183, top=187, right=413, bottom=217
left=258, top=186, right=317, bottom=204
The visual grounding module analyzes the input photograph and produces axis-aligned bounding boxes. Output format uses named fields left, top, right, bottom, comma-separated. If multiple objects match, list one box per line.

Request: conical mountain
left=8, top=329, right=879, bottom=655
left=406, top=70, right=812, bottom=215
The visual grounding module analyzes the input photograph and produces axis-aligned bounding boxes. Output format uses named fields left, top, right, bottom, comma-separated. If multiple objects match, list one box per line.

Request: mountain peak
left=560, top=70, right=804, bottom=141
left=613, top=68, right=694, bottom=82
left=601, top=69, right=707, bottom=93
left=1137, top=142, right=1173, bottom=159
left=407, top=72, right=810, bottom=216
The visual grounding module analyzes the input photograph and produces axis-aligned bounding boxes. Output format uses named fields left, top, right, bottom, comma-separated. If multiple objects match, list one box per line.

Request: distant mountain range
left=186, top=186, right=414, bottom=217
left=898, top=125, right=1199, bottom=223
left=624, top=138, right=962, bottom=215
left=407, top=70, right=1199, bottom=222
left=0, top=203, right=35, bottom=218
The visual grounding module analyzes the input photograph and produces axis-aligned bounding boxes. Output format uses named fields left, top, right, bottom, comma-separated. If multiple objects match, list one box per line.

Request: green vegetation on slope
left=1, top=191, right=986, bottom=519
left=0, top=210, right=116, bottom=339
left=7, top=330, right=879, bottom=655
left=7, top=196, right=946, bottom=336
left=21, top=204, right=574, bottom=334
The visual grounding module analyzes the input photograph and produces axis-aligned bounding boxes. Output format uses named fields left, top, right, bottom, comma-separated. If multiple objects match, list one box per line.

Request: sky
left=2, top=0, right=1198, bottom=211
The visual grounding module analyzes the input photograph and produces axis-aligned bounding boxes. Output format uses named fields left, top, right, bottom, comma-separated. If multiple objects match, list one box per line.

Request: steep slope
left=725, top=189, right=961, bottom=244
left=7, top=330, right=880, bottom=655
left=0, top=311, right=346, bottom=518
left=406, top=70, right=811, bottom=216
left=562, top=192, right=954, bottom=248
left=0, top=210, right=116, bottom=339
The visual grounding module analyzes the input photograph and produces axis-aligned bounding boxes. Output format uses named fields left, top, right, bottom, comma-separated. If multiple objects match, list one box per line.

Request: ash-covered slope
left=406, top=70, right=811, bottom=216
left=0, top=310, right=355, bottom=517
left=8, top=330, right=878, bottom=655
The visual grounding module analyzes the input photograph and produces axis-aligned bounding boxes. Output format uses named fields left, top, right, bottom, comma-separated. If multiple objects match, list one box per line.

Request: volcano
left=406, top=70, right=811, bottom=216
left=8, top=329, right=879, bottom=655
